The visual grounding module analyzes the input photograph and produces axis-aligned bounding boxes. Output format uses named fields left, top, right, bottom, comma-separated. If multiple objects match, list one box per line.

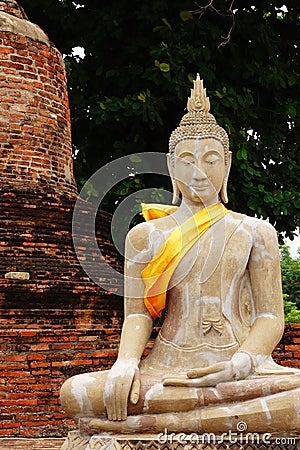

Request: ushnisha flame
left=169, top=73, right=229, bottom=163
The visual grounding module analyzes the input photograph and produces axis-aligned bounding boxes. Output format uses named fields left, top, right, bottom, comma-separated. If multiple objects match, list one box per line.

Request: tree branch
left=192, top=0, right=237, bottom=47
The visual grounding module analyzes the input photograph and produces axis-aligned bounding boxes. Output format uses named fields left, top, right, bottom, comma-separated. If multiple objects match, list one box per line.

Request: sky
left=285, top=230, right=300, bottom=258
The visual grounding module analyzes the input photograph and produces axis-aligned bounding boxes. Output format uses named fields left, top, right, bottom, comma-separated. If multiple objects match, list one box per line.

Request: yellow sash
left=140, top=203, right=178, bottom=221
left=141, top=202, right=229, bottom=319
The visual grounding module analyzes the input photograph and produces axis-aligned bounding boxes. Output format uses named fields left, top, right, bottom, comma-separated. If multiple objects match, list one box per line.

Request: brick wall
left=273, top=323, right=300, bottom=369
left=0, top=2, right=126, bottom=437
left=0, top=6, right=77, bottom=197
left=0, top=312, right=123, bottom=437
left=0, top=0, right=27, bottom=19
left=0, top=294, right=298, bottom=438
left=0, top=189, right=124, bottom=437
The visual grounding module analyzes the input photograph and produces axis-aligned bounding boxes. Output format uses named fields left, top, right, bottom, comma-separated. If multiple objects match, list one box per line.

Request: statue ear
left=220, top=151, right=232, bottom=204
left=167, top=153, right=180, bottom=205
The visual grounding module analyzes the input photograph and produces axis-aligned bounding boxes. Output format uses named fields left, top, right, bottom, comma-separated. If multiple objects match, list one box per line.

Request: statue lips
left=190, top=184, right=211, bottom=194
left=191, top=184, right=210, bottom=190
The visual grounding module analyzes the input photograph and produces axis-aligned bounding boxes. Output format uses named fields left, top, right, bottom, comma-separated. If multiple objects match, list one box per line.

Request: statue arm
left=121, top=222, right=154, bottom=358
left=238, top=221, right=284, bottom=362
left=104, top=223, right=153, bottom=420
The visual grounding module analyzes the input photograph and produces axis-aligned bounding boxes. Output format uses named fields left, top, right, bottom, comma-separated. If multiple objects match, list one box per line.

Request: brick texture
left=0, top=2, right=124, bottom=437
left=0, top=4, right=77, bottom=197
left=0, top=189, right=124, bottom=437
left=0, top=301, right=298, bottom=438
left=0, top=0, right=28, bottom=19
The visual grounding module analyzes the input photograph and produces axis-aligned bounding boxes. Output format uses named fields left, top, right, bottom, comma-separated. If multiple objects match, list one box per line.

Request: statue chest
left=160, top=220, right=253, bottom=350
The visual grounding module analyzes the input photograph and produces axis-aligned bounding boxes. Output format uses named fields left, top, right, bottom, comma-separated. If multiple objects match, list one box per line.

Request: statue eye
left=180, top=156, right=194, bottom=165
left=205, top=155, right=220, bottom=165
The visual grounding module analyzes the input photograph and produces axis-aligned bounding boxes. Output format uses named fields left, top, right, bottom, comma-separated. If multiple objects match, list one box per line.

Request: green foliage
left=284, top=298, right=300, bottom=323
left=280, top=245, right=300, bottom=322
left=19, top=0, right=300, bottom=237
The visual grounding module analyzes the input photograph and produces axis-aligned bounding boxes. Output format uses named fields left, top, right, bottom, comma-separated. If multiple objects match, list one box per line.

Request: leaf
left=106, top=69, right=116, bottom=78
left=248, top=198, right=258, bottom=211
left=161, top=17, right=172, bottom=30
left=294, top=199, right=300, bottom=209
left=159, top=63, right=170, bottom=72
left=287, top=105, right=297, bottom=118
left=180, top=11, right=194, bottom=22
left=118, top=188, right=128, bottom=195
left=129, top=155, right=142, bottom=163
left=237, top=95, right=244, bottom=106
left=264, top=192, right=274, bottom=203
left=288, top=74, right=297, bottom=86
left=137, top=92, right=146, bottom=102
left=236, top=148, right=247, bottom=160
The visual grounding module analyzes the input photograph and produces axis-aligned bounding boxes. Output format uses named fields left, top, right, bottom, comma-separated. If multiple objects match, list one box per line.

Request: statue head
left=168, top=74, right=232, bottom=204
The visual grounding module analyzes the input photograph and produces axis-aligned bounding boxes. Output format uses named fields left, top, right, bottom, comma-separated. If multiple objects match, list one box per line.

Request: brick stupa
left=0, top=1, right=123, bottom=437
left=0, top=0, right=76, bottom=196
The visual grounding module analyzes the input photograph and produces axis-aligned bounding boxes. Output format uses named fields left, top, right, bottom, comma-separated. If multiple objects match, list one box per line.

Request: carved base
left=60, top=431, right=300, bottom=450
left=60, top=431, right=90, bottom=450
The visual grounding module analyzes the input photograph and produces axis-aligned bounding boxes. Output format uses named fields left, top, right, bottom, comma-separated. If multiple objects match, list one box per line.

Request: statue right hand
left=103, top=358, right=140, bottom=421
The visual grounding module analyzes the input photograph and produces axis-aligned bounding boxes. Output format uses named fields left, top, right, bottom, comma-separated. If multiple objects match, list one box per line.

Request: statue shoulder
left=228, top=212, right=278, bottom=247
left=125, top=221, right=153, bottom=253
left=243, top=215, right=277, bottom=238
left=125, top=216, right=172, bottom=253
left=240, top=215, right=279, bottom=258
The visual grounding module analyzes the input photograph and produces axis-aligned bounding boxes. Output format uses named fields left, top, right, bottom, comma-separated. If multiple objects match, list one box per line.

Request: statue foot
left=78, top=388, right=300, bottom=435
left=79, top=410, right=202, bottom=435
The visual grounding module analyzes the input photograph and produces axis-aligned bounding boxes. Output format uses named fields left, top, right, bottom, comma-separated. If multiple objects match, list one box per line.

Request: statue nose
left=193, top=163, right=207, bottom=180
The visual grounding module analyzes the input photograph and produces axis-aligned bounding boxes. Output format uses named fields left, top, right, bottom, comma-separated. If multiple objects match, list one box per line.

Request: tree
left=280, top=245, right=300, bottom=320
left=18, top=0, right=300, bottom=237
left=280, top=244, right=300, bottom=322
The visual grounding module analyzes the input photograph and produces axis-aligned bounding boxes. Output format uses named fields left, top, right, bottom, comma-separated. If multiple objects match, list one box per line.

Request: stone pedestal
left=60, top=430, right=300, bottom=450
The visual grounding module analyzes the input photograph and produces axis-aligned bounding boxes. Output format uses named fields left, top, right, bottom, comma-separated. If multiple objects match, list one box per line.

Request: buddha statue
left=60, top=74, right=300, bottom=436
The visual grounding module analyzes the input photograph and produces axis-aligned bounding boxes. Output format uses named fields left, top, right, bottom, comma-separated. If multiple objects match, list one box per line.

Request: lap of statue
left=60, top=358, right=300, bottom=433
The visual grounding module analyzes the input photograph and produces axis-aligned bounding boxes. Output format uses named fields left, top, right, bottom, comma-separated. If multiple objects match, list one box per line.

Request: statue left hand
left=162, top=352, right=253, bottom=387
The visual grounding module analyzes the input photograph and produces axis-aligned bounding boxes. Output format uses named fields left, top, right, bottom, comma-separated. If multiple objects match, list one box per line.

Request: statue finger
left=113, top=379, right=125, bottom=421
left=162, top=376, right=207, bottom=387
left=103, top=381, right=114, bottom=421
left=129, top=370, right=141, bottom=405
left=115, top=380, right=131, bottom=421
left=162, top=376, right=189, bottom=386
left=105, top=392, right=114, bottom=421
left=187, top=362, right=226, bottom=378
left=111, top=386, right=118, bottom=421
left=166, top=373, right=225, bottom=387
left=192, top=367, right=232, bottom=387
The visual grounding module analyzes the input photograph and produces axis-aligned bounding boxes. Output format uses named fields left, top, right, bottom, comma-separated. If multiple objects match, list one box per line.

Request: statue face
left=173, top=138, right=227, bottom=206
